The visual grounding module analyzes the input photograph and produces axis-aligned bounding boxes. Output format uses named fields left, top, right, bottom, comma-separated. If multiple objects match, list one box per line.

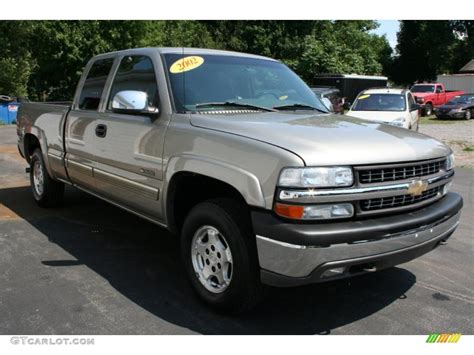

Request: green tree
left=390, top=20, right=472, bottom=85
left=0, top=20, right=393, bottom=99
left=0, top=21, right=36, bottom=97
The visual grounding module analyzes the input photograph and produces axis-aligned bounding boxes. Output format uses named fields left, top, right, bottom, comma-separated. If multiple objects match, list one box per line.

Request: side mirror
left=343, top=101, right=351, bottom=110
left=321, top=97, right=334, bottom=112
left=111, top=90, right=159, bottom=116
left=410, top=103, right=421, bottom=111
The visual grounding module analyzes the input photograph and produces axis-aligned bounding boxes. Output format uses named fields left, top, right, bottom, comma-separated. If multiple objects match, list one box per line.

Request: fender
left=23, top=126, right=55, bottom=179
left=164, top=154, right=267, bottom=210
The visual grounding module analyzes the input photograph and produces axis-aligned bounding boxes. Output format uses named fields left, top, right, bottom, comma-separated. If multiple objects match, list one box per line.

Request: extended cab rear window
left=78, top=58, right=114, bottom=110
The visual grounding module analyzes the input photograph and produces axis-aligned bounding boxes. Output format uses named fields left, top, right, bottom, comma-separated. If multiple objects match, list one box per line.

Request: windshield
left=163, top=53, right=328, bottom=113
left=352, top=93, right=406, bottom=112
left=447, top=95, right=474, bottom=105
left=411, top=85, right=435, bottom=93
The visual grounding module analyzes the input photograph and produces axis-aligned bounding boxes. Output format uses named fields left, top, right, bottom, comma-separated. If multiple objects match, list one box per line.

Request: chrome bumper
left=256, top=210, right=461, bottom=286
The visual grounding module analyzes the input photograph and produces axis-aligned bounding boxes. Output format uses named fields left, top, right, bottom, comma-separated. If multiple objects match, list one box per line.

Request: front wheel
left=465, top=109, right=472, bottom=120
left=424, top=103, right=433, bottom=116
left=30, top=149, right=64, bottom=207
left=181, top=198, right=262, bottom=313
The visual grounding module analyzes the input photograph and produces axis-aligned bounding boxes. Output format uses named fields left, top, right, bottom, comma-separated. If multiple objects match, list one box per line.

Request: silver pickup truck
left=17, top=48, right=463, bottom=313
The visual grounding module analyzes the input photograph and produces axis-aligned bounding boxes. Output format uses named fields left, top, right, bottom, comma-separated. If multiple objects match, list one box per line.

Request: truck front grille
left=358, top=159, right=445, bottom=184
left=360, top=185, right=443, bottom=211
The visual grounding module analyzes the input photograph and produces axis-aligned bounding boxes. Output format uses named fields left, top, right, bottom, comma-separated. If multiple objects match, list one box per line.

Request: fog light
left=443, top=182, right=452, bottom=195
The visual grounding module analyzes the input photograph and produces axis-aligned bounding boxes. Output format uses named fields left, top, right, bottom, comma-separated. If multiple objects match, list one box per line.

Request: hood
left=345, top=110, right=405, bottom=123
left=412, top=92, right=434, bottom=98
left=190, top=112, right=450, bottom=166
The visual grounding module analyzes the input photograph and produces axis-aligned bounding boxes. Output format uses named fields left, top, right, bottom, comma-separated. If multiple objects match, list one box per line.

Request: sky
left=372, top=20, right=400, bottom=49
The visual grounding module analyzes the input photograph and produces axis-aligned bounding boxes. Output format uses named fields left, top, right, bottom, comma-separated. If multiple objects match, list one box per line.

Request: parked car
left=312, top=74, right=388, bottom=105
left=410, top=83, right=464, bottom=116
left=17, top=48, right=462, bottom=313
left=434, top=94, right=474, bottom=120
left=345, top=88, right=421, bottom=130
left=311, top=87, right=344, bottom=114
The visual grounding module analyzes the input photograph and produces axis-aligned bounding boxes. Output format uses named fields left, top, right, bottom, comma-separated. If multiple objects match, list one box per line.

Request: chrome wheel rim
left=32, top=159, right=44, bottom=196
left=191, top=225, right=233, bottom=293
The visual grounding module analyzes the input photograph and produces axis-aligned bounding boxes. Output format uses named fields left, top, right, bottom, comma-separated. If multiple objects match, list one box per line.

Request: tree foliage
left=390, top=20, right=473, bottom=85
left=0, top=20, right=393, bottom=99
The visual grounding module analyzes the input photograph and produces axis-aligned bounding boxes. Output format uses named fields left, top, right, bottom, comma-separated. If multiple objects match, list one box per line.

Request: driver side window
left=108, top=55, right=159, bottom=111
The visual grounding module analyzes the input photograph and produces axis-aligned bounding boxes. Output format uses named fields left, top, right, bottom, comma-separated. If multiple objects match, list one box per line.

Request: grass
left=419, top=115, right=471, bottom=125
left=448, top=140, right=474, bottom=153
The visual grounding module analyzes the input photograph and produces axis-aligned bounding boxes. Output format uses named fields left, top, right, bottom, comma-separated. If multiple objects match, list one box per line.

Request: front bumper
left=252, top=192, right=463, bottom=287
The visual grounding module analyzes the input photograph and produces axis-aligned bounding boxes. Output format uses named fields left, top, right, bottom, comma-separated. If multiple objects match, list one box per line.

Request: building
left=437, top=59, right=474, bottom=92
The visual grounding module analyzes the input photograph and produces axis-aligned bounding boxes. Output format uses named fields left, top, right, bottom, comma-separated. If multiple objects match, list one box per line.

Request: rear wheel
left=30, top=149, right=64, bottom=207
left=465, top=109, right=472, bottom=120
left=424, top=103, right=433, bottom=116
left=181, top=198, right=262, bottom=313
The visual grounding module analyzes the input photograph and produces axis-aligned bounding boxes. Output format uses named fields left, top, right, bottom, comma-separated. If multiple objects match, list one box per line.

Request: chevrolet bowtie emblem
left=407, top=180, right=428, bottom=197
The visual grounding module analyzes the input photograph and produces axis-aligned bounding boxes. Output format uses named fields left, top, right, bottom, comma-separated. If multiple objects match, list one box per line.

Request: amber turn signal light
left=274, top=203, right=304, bottom=219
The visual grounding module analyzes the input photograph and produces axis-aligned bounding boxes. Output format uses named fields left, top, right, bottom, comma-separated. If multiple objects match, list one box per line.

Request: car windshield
left=411, top=85, right=435, bottom=93
left=447, top=95, right=474, bottom=105
left=352, top=93, right=406, bottom=112
left=163, top=53, right=328, bottom=113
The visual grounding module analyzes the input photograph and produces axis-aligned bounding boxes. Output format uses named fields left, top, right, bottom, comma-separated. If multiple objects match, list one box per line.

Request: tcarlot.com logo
left=426, top=333, right=462, bottom=343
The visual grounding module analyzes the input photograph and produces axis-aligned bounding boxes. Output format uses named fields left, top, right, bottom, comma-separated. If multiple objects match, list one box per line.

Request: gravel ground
left=419, top=121, right=474, bottom=168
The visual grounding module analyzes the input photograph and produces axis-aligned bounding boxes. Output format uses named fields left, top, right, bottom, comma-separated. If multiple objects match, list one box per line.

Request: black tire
left=465, top=109, right=472, bottom=120
left=30, top=149, right=64, bottom=207
left=424, top=103, right=433, bottom=116
left=181, top=198, right=263, bottom=313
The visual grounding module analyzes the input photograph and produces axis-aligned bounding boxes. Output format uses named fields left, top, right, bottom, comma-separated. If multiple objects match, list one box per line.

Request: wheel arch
left=164, top=155, right=266, bottom=233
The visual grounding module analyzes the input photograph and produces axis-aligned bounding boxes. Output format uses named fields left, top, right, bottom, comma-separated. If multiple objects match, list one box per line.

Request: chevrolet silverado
left=17, top=48, right=463, bottom=312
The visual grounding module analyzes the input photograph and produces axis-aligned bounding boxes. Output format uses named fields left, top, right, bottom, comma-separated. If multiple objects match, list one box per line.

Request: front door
left=93, top=54, right=169, bottom=221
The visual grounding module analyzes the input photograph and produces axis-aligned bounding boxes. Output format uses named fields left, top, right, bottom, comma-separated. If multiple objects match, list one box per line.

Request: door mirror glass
left=112, top=90, right=159, bottom=115
left=410, top=103, right=421, bottom=111
left=321, top=97, right=334, bottom=112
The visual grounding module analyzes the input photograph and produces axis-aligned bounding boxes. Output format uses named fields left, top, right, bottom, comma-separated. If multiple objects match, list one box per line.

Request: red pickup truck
left=410, top=83, right=464, bottom=116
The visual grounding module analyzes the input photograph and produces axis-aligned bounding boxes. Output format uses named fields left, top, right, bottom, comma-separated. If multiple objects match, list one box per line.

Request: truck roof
left=92, top=47, right=278, bottom=62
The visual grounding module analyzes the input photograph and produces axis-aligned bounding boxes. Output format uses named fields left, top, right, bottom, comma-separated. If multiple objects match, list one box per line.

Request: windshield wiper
left=195, top=101, right=277, bottom=112
left=273, top=103, right=328, bottom=113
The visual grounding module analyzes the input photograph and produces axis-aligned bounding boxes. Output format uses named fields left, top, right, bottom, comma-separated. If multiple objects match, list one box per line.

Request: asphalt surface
left=0, top=125, right=472, bottom=335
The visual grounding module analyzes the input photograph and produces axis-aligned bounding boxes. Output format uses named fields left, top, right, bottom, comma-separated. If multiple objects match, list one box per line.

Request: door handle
left=95, top=124, right=107, bottom=138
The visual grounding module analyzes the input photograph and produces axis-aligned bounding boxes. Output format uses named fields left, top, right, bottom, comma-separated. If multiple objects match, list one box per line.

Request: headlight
left=415, top=97, right=424, bottom=103
left=445, top=153, right=455, bottom=171
left=278, top=167, right=353, bottom=188
left=388, top=117, right=406, bottom=127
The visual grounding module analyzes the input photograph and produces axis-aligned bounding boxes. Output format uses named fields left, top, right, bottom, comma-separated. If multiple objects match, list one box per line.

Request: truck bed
left=17, top=101, right=71, bottom=180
